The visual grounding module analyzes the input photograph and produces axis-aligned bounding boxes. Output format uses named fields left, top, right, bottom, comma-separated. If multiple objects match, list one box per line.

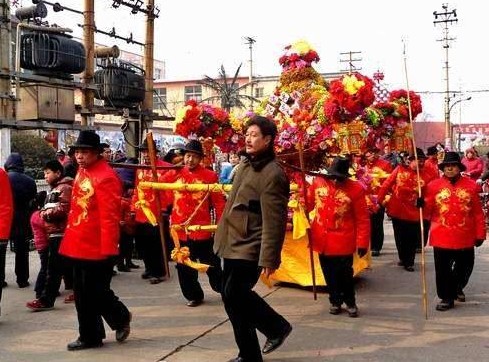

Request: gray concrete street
left=1, top=220, right=489, bottom=362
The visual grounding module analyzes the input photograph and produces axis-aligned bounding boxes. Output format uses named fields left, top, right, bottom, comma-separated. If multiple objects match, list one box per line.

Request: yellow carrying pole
left=146, top=132, right=170, bottom=279
left=402, top=41, right=428, bottom=319
left=298, top=141, right=317, bottom=300
left=139, top=182, right=299, bottom=193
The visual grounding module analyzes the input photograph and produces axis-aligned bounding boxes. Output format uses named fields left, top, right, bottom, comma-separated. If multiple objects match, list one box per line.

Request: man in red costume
left=309, top=156, right=370, bottom=317
left=131, top=138, right=172, bottom=284
left=363, top=148, right=393, bottom=256
left=425, top=146, right=440, bottom=179
left=59, top=131, right=131, bottom=350
left=163, top=139, right=225, bottom=307
left=423, top=151, right=486, bottom=311
left=0, top=167, right=14, bottom=316
left=377, top=148, right=437, bottom=271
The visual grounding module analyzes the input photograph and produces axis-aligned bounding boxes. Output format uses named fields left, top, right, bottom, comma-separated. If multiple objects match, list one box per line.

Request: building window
left=184, top=85, right=202, bottom=102
left=254, top=87, right=264, bottom=98
left=154, top=68, right=163, bottom=80
left=153, top=88, right=167, bottom=110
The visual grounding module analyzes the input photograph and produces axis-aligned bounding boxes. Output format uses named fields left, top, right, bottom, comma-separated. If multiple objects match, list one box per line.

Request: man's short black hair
left=43, top=160, right=64, bottom=174
left=246, top=115, right=277, bottom=141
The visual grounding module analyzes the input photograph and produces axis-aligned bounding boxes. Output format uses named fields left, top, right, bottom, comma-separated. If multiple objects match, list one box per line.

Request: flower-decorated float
left=253, top=41, right=422, bottom=287
left=141, top=40, right=423, bottom=289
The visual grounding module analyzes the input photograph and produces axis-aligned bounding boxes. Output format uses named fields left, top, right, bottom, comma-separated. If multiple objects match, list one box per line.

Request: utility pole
left=142, top=0, right=155, bottom=117
left=81, top=0, right=95, bottom=127
left=339, top=51, right=362, bottom=74
left=433, top=3, right=458, bottom=150
left=244, top=36, right=256, bottom=110
left=0, top=0, right=13, bottom=164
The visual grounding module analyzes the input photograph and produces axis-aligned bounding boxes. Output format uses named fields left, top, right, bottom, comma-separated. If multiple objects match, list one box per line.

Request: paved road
left=1, top=220, right=489, bottom=362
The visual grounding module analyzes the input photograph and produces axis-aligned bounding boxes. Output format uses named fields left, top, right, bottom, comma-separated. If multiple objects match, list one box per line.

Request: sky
left=20, top=0, right=489, bottom=125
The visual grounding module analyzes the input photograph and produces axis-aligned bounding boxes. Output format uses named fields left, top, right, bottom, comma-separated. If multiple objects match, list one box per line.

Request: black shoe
left=149, top=276, right=164, bottom=284
left=227, top=358, right=245, bottom=362
left=436, top=300, right=454, bottom=311
left=115, top=312, right=132, bottom=342
left=404, top=265, right=415, bottom=272
left=17, top=281, right=30, bottom=288
left=397, top=261, right=404, bottom=267
left=456, top=291, right=466, bottom=302
left=186, top=299, right=203, bottom=307
left=346, top=304, right=359, bottom=318
left=329, top=304, right=342, bottom=315
left=127, top=261, right=140, bottom=269
left=67, top=339, right=103, bottom=351
left=141, top=271, right=152, bottom=279
left=117, top=265, right=131, bottom=272
left=262, top=323, right=292, bottom=354
left=371, top=250, right=380, bottom=257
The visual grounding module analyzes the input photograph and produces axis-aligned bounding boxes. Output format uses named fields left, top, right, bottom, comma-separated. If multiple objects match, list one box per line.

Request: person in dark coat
left=4, top=153, right=37, bottom=288
left=214, top=116, right=292, bottom=362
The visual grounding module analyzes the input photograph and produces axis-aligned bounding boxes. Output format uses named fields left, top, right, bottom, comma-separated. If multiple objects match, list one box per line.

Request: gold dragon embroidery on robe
left=73, top=177, right=94, bottom=226
left=435, top=187, right=471, bottom=227
left=313, top=185, right=352, bottom=229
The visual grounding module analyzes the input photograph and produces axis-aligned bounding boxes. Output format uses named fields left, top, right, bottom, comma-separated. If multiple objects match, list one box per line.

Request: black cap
left=183, top=140, right=204, bottom=156
left=71, top=131, right=102, bottom=150
left=326, top=156, right=350, bottom=179
left=438, top=151, right=466, bottom=172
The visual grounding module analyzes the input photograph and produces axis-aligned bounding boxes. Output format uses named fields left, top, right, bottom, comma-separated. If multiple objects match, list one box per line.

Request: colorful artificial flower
left=279, top=40, right=320, bottom=71
left=174, top=100, right=244, bottom=153
left=388, top=89, right=423, bottom=121
left=324, top=72, right=375, bottom=123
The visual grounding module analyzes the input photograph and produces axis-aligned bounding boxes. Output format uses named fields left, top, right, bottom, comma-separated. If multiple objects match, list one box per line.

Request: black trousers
left=391, top=218, right=420, bottom=267
left=319, top=254, right=355, bottom=307
left=370, top=207, right=385, bottom=252
left=222, top=258, right=290, bottom=361
left=433, top=247, right=475, bottom=302
left=11, top=235, right=30, bottom=284
left=0, top=241, right=7, bottom=302
left=176, top=238, right=222, bottom=301
left=38, top=237, right=66, bottom=306
left=134, top=223, right=165, bottom=278
left=118, top=231, right=135, bottom=265
left=35, top=248, right=49, bottom=299
left=72, top=258, right=130, bottom=344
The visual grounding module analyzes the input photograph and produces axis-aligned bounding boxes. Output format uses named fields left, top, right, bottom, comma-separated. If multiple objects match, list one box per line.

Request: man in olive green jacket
left=214, top=116, right=292, bottom=362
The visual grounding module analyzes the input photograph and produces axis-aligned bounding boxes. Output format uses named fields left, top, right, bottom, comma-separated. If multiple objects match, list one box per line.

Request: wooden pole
left=146, top=132, right=170, bottom=278
left=142, top=0, right=155, bottom=114
left=402, top=40, right=428, bottom=319
left=81, top=0, right=95, bottom=126
left=298, top=141, right=317, bottom=300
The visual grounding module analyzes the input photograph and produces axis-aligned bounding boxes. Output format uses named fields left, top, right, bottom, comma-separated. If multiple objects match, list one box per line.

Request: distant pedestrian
left=381, top=144, right=398, bottom=168
left=59, top=131, right=131, bottom=350
left=461, top=147, right=483, bottom=181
